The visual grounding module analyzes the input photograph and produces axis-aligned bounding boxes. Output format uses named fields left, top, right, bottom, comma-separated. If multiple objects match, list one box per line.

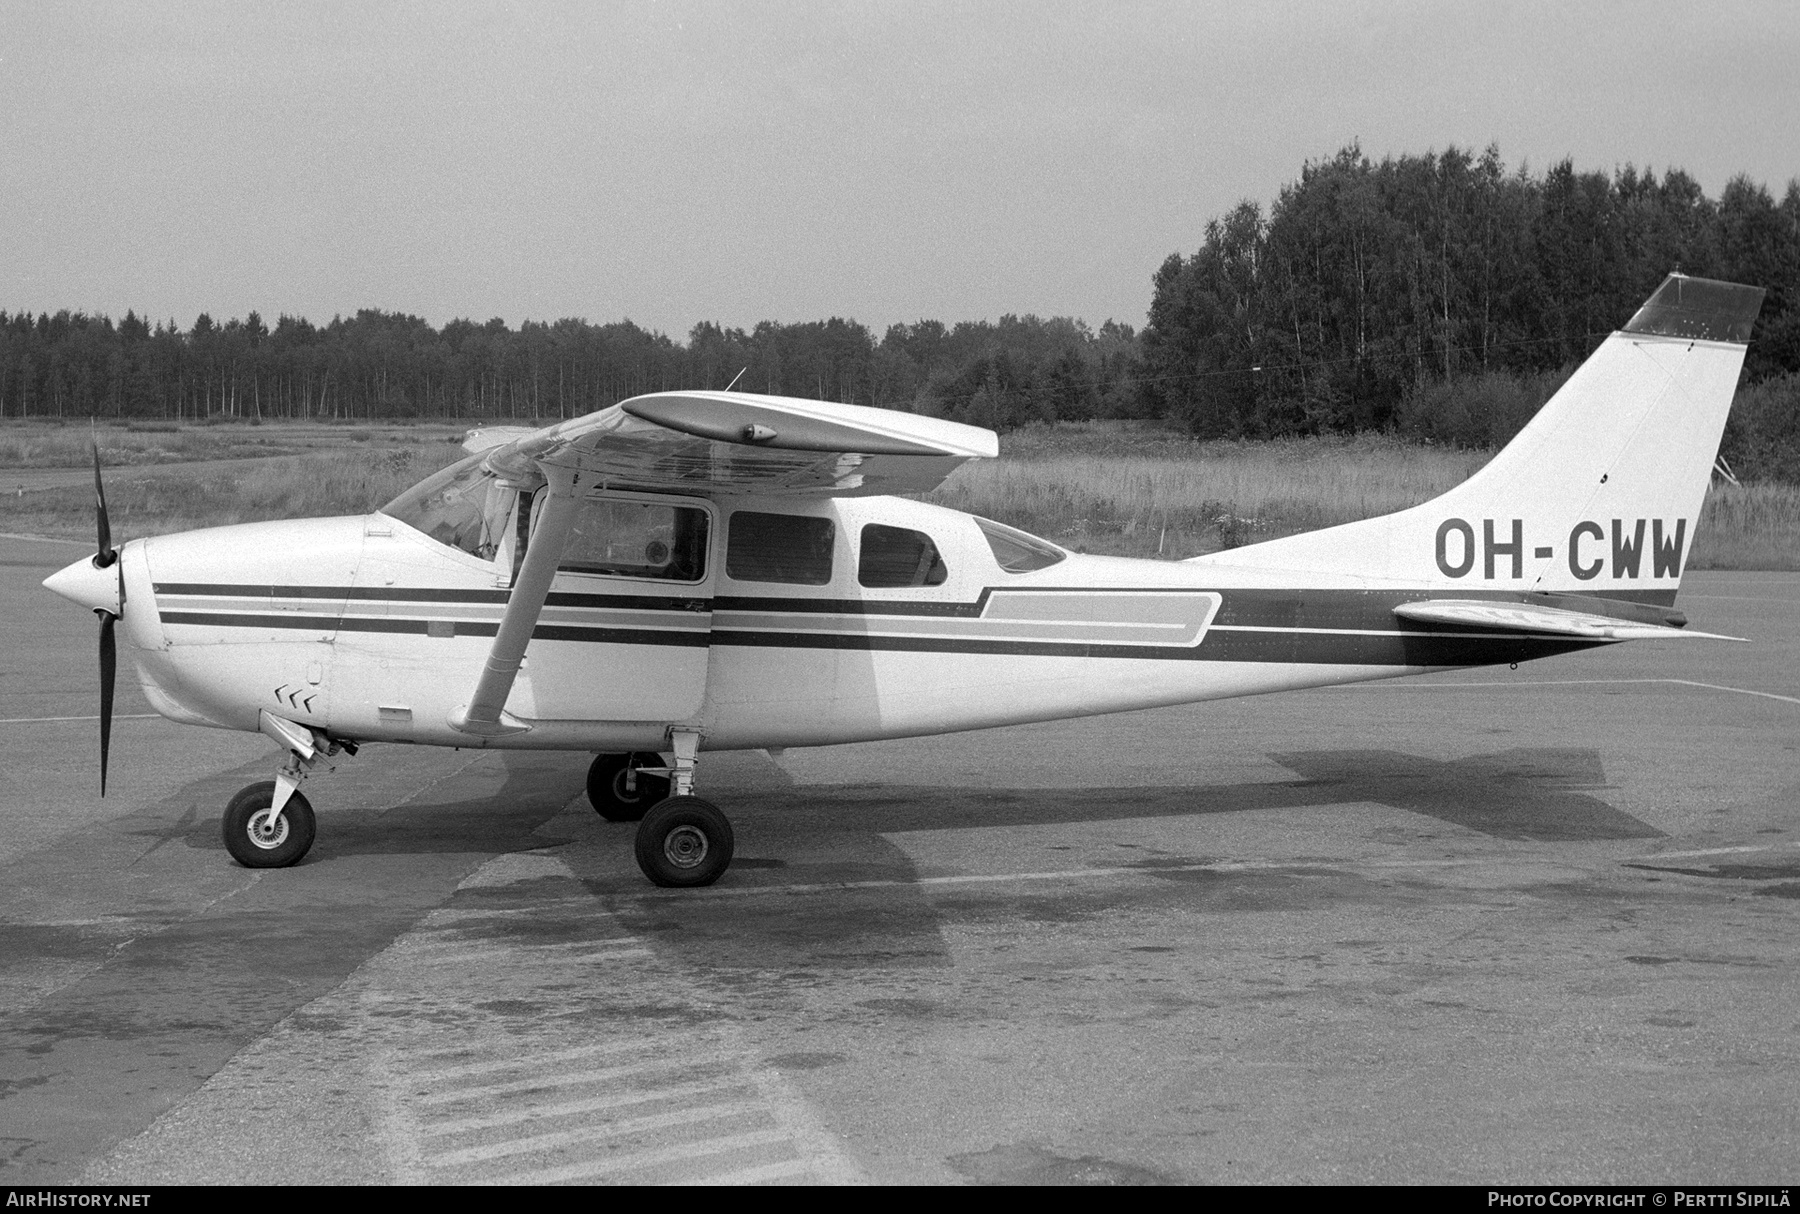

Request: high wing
left=468, top=390, right=998, bottom=498
left=450, top=392, right=998, bottom=737
left=1393, top=599, right=1747, bottom=642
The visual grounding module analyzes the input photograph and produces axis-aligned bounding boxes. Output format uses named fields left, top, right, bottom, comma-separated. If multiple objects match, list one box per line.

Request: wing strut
left=449, top=463, right=586, bottom=737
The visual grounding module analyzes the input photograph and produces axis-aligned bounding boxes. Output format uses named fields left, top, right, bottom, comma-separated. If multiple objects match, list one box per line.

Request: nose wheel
left=222, top=780, right=317, bottom=868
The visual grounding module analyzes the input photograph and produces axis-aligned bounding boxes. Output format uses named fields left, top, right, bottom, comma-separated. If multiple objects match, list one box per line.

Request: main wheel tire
left=634, top=796, right=734, bottom=888
left=587, top=752, right=671, bottom=822
left=222, top=781, right=316, bottom=868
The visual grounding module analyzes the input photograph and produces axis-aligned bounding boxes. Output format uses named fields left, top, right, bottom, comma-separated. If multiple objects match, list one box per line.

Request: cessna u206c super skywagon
left=43, top=273, right=1765, bottom=887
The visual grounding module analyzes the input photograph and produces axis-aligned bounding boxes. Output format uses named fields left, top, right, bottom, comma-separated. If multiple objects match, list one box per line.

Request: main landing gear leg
left=633, top=728, right=734, bottom=888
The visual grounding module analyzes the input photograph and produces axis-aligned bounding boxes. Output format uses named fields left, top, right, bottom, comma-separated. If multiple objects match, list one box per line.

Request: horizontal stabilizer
left=1393, top=599, right=1746, bottom=642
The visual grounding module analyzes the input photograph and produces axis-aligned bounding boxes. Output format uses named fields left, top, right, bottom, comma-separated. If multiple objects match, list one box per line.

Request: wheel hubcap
left=663, top=824, right=709, bottom=869
left=248, top=808, right=289, bottom=850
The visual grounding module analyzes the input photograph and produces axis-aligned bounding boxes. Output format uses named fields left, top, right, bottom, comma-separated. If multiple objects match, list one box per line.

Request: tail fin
left=1204, top=273, right=1765, bottom=603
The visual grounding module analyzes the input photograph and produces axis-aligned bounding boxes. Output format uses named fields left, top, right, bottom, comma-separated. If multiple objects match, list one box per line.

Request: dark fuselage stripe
left=708, top=628, right=1601, bottom=665
left=157, top=583, right=511, bottom=603
left=158, top=611, right=1599, bottom=665
left=158, top=612, right=710, bottom=647
left=155, top=584, right=707, bottom=612
left=155, top=582, right=1676, bottom=630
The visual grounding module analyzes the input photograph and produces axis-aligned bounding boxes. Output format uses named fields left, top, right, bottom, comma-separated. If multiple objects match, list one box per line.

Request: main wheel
left=222, top=781, right=316, bottom=868
left=634, top=796, right=734, bottom=888
left=587, top=752, right=671, bottom=822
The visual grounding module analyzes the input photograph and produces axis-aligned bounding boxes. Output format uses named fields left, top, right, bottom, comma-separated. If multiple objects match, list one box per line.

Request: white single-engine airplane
left=43, top=274, right=1764, bottom=887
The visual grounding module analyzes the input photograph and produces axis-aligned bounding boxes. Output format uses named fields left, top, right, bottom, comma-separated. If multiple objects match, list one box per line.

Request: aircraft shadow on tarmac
left=590, top=745, right=1660, bottom=976
left=106, top=741, right=1660, bottom=984
left=116, top=738, right=1656, bottom=860
left=125, top=743, right=1656, bottom=868
left=720, top=745, right=1660, bottom=844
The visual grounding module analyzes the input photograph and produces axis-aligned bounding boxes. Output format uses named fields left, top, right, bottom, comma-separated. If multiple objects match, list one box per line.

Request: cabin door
left=506, top=490, right=715, bottom=723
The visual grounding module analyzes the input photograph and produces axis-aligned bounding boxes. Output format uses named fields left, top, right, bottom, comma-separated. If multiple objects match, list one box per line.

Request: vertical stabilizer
left=1199, top=274, right=1765, bottom=602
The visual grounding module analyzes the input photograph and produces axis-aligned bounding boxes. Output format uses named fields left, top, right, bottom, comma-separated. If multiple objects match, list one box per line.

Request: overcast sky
left=3, top=1, right=1795, bottom=338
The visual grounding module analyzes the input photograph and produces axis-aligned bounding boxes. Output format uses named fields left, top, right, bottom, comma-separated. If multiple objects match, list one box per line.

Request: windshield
left=975, top=517, right=1066, bottom=573
left=380, top=454, right=513, bottom=559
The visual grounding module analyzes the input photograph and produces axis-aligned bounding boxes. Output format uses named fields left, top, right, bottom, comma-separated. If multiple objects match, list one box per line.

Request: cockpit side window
left=558, top=497, right=709, bottom=582
left=380, top=455, right=511, bottom=560
left=859, top=524, right=948, bottom=588
left=975, top=516, right=1066, bottom=573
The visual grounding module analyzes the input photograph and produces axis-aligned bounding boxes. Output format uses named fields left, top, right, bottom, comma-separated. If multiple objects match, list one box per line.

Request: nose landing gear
left=222, top=711, right=353, bottom=869
left=222, top=781, right=316, bottom=868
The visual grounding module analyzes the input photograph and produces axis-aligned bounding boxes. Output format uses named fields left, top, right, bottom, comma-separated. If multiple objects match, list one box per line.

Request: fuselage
left=77, top=487, right=1602, bottom=755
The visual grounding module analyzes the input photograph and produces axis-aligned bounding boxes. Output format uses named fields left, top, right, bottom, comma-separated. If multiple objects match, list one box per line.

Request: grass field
left=2, top=419, right=1793, bottom=569
left=932, top=429, right=1493, bottom=559
left=0, top=419, right=466, bottom=468
left=0, top=447, right=457, bottom=540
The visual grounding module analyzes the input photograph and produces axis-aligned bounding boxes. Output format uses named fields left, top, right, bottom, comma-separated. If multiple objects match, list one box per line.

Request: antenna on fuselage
left=724, top=367, right=748, bottom=393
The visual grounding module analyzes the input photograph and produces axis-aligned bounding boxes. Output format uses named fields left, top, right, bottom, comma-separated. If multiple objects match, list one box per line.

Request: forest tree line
left=1141, top=144, right=1800, bottom=444
left=0, top=305, right=1143, bottom=432
left=2, top=144, right=1795, bottom=473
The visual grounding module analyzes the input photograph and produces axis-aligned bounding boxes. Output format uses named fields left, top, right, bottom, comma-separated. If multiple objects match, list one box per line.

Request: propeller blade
left=92, top=443, right=115, bottom=568
left=98, top=610, right=116, bottom=797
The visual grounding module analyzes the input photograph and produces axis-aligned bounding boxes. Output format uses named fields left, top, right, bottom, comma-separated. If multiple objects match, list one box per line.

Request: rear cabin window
left=858, top=524, right=947, bottom=588
left=976, top=517, right=1066, bottom=573
left=727, top=511, right=835, bottom=585
left=559, top=498, right=709, bottom=582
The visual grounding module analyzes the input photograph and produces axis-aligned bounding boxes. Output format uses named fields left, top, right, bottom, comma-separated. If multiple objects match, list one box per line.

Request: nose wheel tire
left=587, top=752, right=671, bottom=822
left=634, top=796, right=733, bottom=888
left=222, top=781, right=317, bottom=868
